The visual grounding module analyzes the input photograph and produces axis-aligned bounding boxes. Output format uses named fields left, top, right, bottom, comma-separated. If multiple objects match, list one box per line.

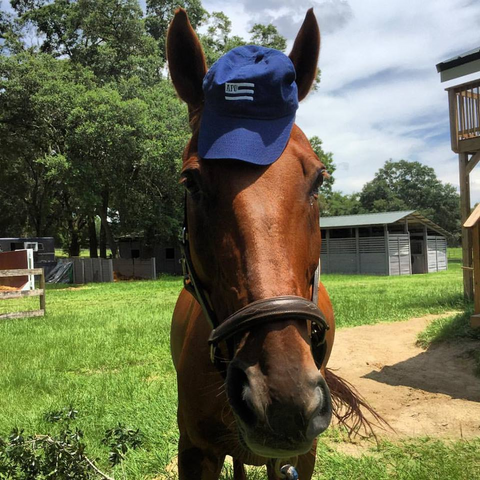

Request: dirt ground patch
left=328, top=312, right=480, bottom=439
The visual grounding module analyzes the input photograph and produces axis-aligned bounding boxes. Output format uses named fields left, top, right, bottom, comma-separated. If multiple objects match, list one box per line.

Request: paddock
left=320, top=210, right=448, bottom=275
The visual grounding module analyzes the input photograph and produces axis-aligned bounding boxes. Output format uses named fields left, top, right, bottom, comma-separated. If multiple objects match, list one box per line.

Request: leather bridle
left=179, top=196, right=329, bottom=375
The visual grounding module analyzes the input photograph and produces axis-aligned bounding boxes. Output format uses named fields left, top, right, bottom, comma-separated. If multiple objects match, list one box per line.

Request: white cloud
left=203, top=0, right=480, bottom=203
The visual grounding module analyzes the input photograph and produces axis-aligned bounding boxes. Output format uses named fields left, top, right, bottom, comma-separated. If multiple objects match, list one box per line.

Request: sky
left=199, top=0, right=480, bottom=202
left=3, top=0, right=480, bottom=202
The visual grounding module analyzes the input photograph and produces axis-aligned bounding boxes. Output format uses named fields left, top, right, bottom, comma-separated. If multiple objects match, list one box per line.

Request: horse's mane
left=188, top=105, right=203, bottom=136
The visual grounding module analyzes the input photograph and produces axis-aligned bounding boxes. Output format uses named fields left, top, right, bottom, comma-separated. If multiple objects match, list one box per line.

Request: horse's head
left=167, top=9, right=332, bottom=458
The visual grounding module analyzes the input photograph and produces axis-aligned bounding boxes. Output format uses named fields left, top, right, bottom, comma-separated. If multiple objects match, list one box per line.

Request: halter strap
left=208, top=295, right=328, bottom=347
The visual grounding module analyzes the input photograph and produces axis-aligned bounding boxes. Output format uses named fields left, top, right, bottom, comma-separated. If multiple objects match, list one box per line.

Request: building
left=320, top=211, right=448, bottom=275
left=0, top=237, right=56, bottom=275
left=437, top=46, right=480, bottom=298
left=118, top=237, right=182, bottom=275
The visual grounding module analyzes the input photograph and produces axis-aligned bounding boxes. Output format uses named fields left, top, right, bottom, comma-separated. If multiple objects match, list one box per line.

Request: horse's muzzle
left=227, top=360, right=333, bottom=457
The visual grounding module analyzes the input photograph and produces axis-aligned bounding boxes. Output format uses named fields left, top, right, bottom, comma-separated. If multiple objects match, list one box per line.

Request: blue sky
left=3, top=0, right=480, bottom=202
left=201, top=0, right=480, bottom=201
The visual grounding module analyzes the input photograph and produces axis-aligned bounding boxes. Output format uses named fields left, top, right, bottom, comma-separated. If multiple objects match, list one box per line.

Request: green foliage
left=0, top=426, right=93, bottom=479
left=249, top=23, right=286, bottom=51
left=11, top=0, right=161, bottom=82
left=323, top=191, right=363, bottom=217
left=310, top=136, right=336, bottom=197
left=417, top=305, right=480, bottom=375
left=200, top=11, right=246, bottom=66
left=0, top=52, right=93, bottom=237
left=359, top=160, right=461, bottom=243
left=199, top=14, right=288, bottom=66
left=417, top=303, right=480, bottom=344
left=0, top=407, right=143, bottom=478
left=44, top=406, right=79, bottom=424
left=316, top=437, right=480, bottom=480
left=145, top=0, right=206, bottom=60
left=102, top=424, right=143, bottom=466
left=1, top=0, right=300, bottom=253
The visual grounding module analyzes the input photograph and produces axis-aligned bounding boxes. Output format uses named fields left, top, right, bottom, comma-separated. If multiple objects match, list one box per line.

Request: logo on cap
left=225, top=82, right=255, bottom=101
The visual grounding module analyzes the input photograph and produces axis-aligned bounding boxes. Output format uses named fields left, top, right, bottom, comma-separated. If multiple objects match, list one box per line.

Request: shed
left=320, top=211, right=448, bottom=275
left=0, top=237, right=56, bottom=275
left=118, top=237, right=182, bottom=275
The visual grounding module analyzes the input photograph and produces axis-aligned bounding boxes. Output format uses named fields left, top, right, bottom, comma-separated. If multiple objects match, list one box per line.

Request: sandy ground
left=328, top=312, right=480, bottom=440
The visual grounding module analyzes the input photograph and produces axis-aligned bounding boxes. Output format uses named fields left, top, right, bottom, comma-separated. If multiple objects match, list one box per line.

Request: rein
left=179, top=196, right=329, bottom=375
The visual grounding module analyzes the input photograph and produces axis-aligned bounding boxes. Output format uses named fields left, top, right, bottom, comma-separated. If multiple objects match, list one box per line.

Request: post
left=40, top=268, right=46, bottom=313
left=384, top=225, right=390, bottom=275
left=459, top=152, right=474, bottom=299
left=355, top=227, right=360, bottom=274
left=423, top=225, right=428, bottom=274
left=447, top=88, right=459, bottom=153
left=472, top=223, right=480, bottom=327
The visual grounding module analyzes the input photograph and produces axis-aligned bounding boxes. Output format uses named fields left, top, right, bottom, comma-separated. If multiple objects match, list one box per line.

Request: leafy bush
left=0, top=408, right=143, bottom=479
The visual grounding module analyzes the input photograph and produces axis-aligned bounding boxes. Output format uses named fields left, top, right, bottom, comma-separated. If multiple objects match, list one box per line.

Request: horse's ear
left=167, top=8, right=207, bottom=112
left=289, top=8, right=320, bottom=101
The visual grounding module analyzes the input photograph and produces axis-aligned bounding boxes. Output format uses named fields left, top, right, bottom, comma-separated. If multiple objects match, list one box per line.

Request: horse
left=167, top=8, right=373, bottom=480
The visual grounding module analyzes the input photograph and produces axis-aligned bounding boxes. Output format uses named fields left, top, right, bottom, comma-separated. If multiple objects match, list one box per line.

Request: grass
left=314, top=437, right=480, bottom=480
left=417, top=304, right=480, bottom=375
left=0, top=252, right=479, bottom=478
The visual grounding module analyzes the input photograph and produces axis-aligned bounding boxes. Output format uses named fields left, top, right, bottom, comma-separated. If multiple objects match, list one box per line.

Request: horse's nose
left=227, top=362, right=332, bottom=441
left=305, top=374, right=333, bottom=440
left=226, top=362, right=264, bottom=427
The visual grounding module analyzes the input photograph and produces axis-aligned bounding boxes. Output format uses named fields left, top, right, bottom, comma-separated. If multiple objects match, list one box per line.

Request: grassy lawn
left=0, top=250, right=479, bottom=478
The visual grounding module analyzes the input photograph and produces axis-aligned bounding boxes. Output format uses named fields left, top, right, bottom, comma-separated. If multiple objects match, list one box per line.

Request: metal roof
left=320, top=210, right=449, bottom=236
left=436, top=47, right=480, bottom=72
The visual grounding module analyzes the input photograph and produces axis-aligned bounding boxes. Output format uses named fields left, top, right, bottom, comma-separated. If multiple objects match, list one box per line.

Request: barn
left=319, top=211, right=449, bottom=275
left=0, top=237, right=56, bottom=275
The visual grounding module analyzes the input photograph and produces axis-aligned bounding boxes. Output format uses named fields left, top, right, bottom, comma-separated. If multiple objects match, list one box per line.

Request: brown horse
left=167, top=8, right=371, bottom=480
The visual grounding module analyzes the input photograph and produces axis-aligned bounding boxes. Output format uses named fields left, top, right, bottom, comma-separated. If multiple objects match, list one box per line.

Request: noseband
left=180, top=201, right=329, bottom=375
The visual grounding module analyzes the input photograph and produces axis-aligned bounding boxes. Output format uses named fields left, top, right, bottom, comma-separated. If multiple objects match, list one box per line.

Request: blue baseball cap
left=198, top=45, right=299, bottom=165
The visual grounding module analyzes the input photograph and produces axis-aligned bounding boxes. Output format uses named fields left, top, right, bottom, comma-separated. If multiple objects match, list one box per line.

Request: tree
left=309, top=136, right=336, bottom=197
left=1, top=0, right=313, bottom=256
left=0, top=52, right=93, bottom=242
left=323, top=192, right=363, bottom=217
left=145, top=0, right=206, bottom=61
left=200, top=11, right=246, bottom=66
left=10, top=0, right=160, bottom=82
left=249, top=24, right=286, bottom=52
left=359, top=160, right=461, bottom=242
left=200, top=14, right=287, bottom=66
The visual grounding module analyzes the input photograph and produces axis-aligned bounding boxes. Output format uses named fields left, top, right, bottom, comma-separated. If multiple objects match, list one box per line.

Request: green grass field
left=1, top=250, right=479, bottom=479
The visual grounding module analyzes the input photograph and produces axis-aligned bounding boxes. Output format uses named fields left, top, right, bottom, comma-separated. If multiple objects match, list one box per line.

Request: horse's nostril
left=227, top=365, right=257, bottom=427
left=305, top=377, right=333, bottom=440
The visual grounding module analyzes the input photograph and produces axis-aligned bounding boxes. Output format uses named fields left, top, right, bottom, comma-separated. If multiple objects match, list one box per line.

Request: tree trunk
left=98, top=190, right=118, bottom=258
left=100, top=224, right=107, bottom=259
left=68, top=226, right=80, bottom=257
left=88, top=217, right=98, bottom=258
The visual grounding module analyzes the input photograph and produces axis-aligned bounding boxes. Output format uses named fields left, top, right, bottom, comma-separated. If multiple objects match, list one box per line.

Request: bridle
left=179, top=195, right=329, bottom=376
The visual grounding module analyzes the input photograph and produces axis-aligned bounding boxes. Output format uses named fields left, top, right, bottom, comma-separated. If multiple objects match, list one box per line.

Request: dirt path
left=328, top=313, right=480, bottom=440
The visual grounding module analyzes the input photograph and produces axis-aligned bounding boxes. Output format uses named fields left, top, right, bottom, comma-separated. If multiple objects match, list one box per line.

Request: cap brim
left=198, top=106, right=295, bottom=165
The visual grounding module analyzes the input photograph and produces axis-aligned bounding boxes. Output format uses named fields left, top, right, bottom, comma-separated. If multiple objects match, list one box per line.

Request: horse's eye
left=310, top=169, right=325, bottom=200
left=180, top=171, right=202, bottom=198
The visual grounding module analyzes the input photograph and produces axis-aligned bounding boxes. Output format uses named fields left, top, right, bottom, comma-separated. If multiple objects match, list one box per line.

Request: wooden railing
left=0, top=268, right=45, bottom=320
left=447, top=79, right=480, bottom=153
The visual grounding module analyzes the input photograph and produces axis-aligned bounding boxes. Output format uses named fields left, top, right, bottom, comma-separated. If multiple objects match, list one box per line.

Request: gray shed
left=320, top=211, right=448, bottom=275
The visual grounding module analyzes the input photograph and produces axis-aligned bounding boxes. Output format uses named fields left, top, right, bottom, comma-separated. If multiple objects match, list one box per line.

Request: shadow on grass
left=364, top=307, right=480, bottom=400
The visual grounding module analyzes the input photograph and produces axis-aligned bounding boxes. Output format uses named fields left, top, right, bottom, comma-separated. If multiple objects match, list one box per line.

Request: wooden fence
left=0, top=268, right=45, bottom=320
